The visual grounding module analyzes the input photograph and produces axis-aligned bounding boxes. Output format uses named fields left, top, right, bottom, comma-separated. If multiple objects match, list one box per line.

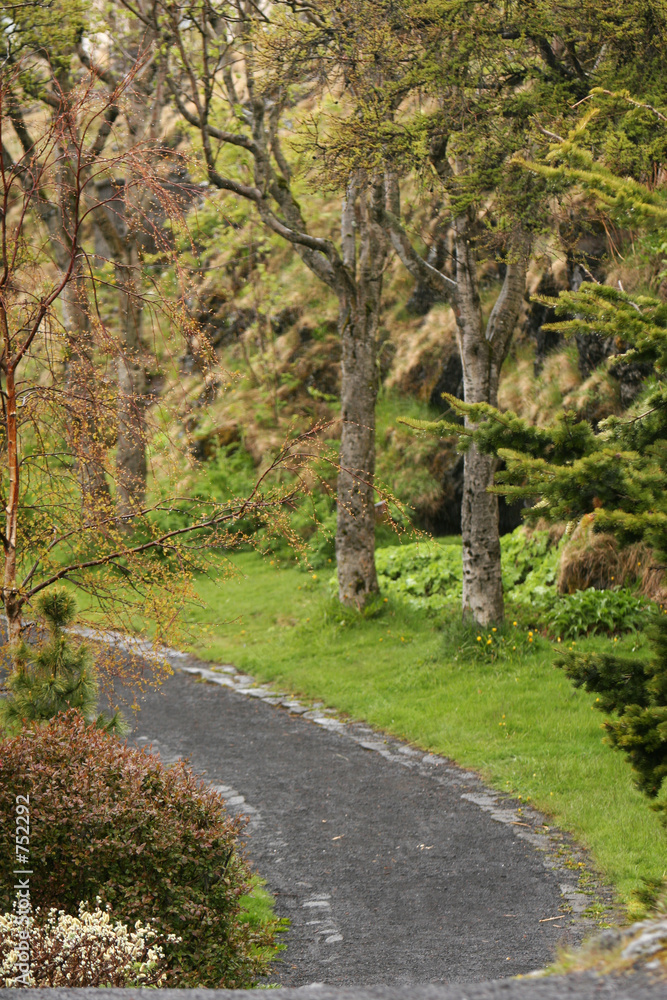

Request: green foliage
left=430, top=96, right=667, bottom=824
left=375, top=540, right=462, bottom=610
left=0, top=589, right=126, bottom=736
left=545, top=589, right=649, bottom=642
left=149, top=445, right=258, bottom=538
left=558, top=609, right=667, bottom=806
left=373, top=527, right=561, bottom=615
left=373, top=528, right=648, bottom=640
left=440, top=616, right=545, bottom=664
left=500, top=525, right=558, bottom=592
left=0, top=712, right=279, bottom=988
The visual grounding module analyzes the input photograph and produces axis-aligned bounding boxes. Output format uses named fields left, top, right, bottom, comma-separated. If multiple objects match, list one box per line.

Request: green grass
left=184, top=549, right=667, bottom=916
left=239, top=876, right=288, bottom=970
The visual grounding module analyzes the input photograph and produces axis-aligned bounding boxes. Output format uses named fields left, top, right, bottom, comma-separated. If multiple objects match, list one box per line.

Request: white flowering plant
left=0, top=900, right=179, bottom=987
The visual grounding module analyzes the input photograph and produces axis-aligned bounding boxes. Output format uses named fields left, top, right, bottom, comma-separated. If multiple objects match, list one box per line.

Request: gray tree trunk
left=115, top=239, right=147, bottom=518
left=453, top=213, right=530, bottom=626
left=336, top=175, right=387, bottom=606
left=61, top=271, right=113, bottom=510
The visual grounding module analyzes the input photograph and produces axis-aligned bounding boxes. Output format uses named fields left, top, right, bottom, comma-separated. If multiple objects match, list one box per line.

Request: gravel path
left=120, top=650, right=608, bottom=989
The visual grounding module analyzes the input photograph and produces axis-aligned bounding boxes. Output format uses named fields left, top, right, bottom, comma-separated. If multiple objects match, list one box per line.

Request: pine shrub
left=557, top=608, right=667, bottom=813
left=0, top=588, right=125, bottom=735
left=0, top=713, right=276, bottom=987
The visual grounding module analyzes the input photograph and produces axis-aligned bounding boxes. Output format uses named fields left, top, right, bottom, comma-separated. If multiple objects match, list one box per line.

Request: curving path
left=123, top=650, right=603, bottom=989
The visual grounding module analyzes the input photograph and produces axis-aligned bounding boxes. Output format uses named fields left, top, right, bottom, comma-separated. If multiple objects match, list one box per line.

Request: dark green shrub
left=557, top=608, right=667, bottom=815
left=0, top=713, right=276, bottom=987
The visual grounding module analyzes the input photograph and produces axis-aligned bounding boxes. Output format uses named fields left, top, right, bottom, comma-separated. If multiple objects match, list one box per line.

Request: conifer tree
left=0, top=589, right=127, bottom=736
left=405, top=92, right=667, bottom=821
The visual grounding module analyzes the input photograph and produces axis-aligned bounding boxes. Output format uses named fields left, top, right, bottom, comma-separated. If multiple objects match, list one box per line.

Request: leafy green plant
left=0, top=713, right=279, bottom=988
left=373, top=527, right=562, bottom=613
left=0, top=589, right=125, bottom=736
left=544, top=588, right=649, bottom=641
left=374, top=540, right=463, bottom=610
left=501, top=528, right=562, bottom=593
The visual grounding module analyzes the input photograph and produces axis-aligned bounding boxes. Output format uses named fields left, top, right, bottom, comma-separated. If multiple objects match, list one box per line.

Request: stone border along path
left=100, top=632, right=613, bottom=987
left=5, top=971, right=667, bottom=1000
left=173, top=654, right=602, bottom=920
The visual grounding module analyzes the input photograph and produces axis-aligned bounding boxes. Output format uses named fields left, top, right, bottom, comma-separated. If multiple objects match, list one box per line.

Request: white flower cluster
left=0, top=899, right=179, bottom=988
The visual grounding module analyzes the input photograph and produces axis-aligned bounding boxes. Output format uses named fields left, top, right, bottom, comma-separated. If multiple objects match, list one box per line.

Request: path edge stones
left=92, top=627, right=617, bottom=945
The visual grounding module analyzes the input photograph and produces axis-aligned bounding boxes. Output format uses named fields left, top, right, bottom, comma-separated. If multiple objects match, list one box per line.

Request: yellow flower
left=487, top=639, right=492, bottom=645
left=512, top=621, right=518, bottom=626
left=528, top=636, right=533, bottom=642
left=477, top=636, right=482, bottom=641
left=492, top=627, right=497, bottom=632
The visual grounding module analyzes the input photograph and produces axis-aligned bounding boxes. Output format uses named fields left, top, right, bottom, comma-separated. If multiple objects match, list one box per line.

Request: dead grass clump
left=528, top=517, right=568, bottom=548
left=498, top=348, right=581, bottom=427
left=385, top=307, right=458, bottom=401
left=558, top=514, right=667, bottom=601
left=562, top=368, right=622, bottom=423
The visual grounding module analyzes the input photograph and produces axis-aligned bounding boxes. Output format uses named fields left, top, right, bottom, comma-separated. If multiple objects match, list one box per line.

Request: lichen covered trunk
left=61, top=273, right=111, bottom=508
left=2, top=353, right=22, bottom=649
left=336, top=177, right=386, bottom=606
left=461, top=443, right=503, bottom=626
left=336, top=300, right=379, bottom=605
left=453, top=216, right=529, bottom=627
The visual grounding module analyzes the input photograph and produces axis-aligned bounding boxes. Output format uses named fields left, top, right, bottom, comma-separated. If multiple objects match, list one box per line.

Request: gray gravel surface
left=4, top=968, right=666, bottom=1000
left=117, top=653, right=608, bottom=989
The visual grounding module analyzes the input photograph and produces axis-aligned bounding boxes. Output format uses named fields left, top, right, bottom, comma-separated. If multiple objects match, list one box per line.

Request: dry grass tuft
left=558, top=515, right=667, bottom=601
left=385, top=306, right=458, bottom=401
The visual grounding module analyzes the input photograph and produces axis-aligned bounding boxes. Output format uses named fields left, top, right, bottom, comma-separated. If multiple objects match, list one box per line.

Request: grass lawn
left=182, top=548, right=666, bottom=917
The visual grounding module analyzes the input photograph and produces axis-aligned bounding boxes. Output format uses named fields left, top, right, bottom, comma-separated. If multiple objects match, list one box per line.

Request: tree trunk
left=61, top=273, right=112, bottom=509
left=336, top=177, right=386, bottom=606
left=336, top=299, right=380, bottom=604
left=115, top=240, right=147, bottom=519
left=2, top=345, right=22, bottom=649
left=453, top=214, right=529, bottom=626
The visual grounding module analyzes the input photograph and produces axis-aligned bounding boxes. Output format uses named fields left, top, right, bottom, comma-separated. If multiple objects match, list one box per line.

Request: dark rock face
left=206, top=307, right=258, bottom=349
left=429, top=351, right=464, bottom=411
left=271, top=307, right=302, bottom=336
left=522, top=269, right=564, bottom=375
left=405, top=237, right=452, bottom=316
left=411, top=453, right=522, bottom=538
left=609, top=356, right=654, bottom=408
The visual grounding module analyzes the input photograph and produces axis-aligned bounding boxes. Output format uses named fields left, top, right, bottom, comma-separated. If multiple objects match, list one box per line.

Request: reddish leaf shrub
left=0, top=712, right=275, bottom=987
